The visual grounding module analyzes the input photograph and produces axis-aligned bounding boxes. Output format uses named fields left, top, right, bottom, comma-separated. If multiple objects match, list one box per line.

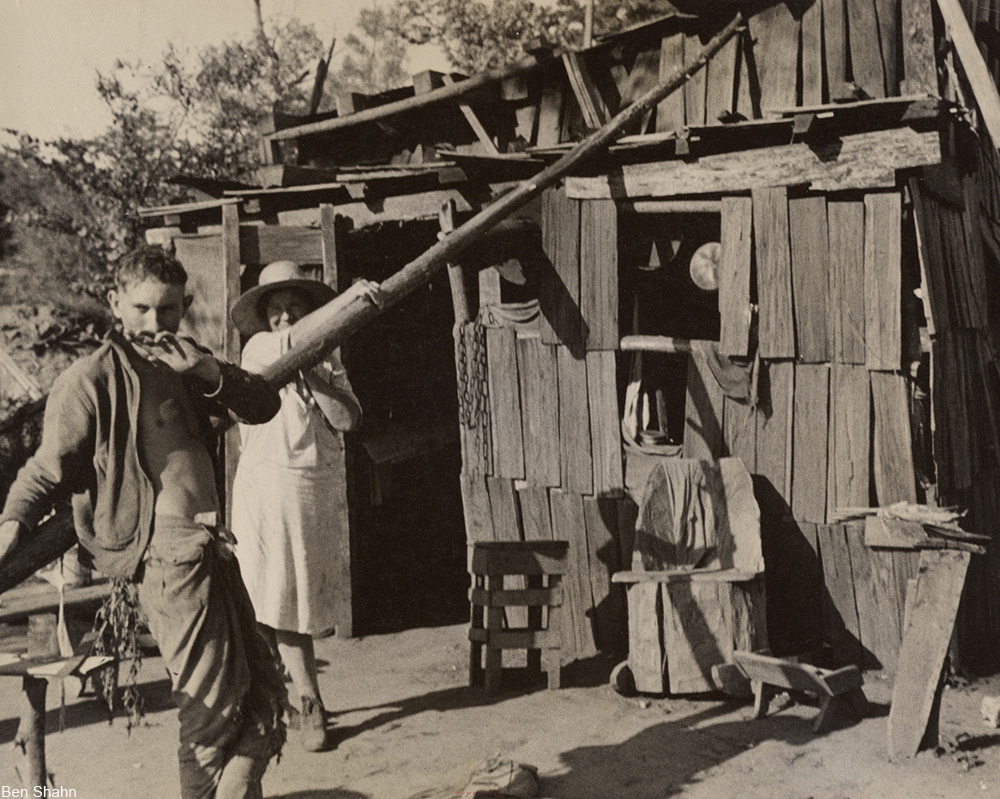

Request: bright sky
left=0, top=0, right=447, bottom=140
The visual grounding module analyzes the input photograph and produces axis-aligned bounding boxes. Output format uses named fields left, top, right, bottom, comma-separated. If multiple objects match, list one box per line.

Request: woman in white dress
left=230, top=261, right=361, bottom=752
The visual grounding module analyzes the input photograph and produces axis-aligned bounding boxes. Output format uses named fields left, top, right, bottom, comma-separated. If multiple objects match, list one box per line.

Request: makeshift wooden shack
left=140, top=0, right=1000, bottom=674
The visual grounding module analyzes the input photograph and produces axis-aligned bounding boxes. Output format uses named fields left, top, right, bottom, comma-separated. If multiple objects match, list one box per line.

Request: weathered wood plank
left=846, top=0, right=887, bottom=97
left=320, top=204, right=340, bottom=292
left=656, top=32, right=687, bottom=132
left=684, top=31, right=708, bottom=126
left=663, top=580, right=728, bottom=694
left=549, top=489, right=597, bottom=661
left=517, top=336, right=561, bottom=487
left=587, top=350, right=625, bottom=497
left=789, top=196, right=831, bottom=362
left=540, top=187, right=582, bottom=348
left=828, top=363, right=871, bottom=520
left=846, top=521, right=903, bottom=672
left=791, top=364, right=830, bottom=524
left=460, top=473, right=495, bottom=543
left=752, top=1, right=802, bottom=110
left=753, top=186, right=796, bottom=359
left=828, top=201, right=867, bottom=364
left=564, top=127, right=941, bottom=199
left=756, top=360, right=795, bottom=506
left=723, top=395, right=757, bottom=473
left=705, top=35, right=739, bottom=123
left=486, top=326, right=526, bottom=479
left=562, top=51, right=606, bottom=129
left=871, top=370, right=918, bottom=505
left=875, top=0, right=900, bottom=94
left=823, top=0, right=849, bottom=94
left=486, top=476, right=523, bottom=543
left=817, top=524, right=863, bottom=667
left=909, top=180, right=949, bottom=333
left=888, top=550, right=971, bottom=760
left=900, top=0, right=936, bottom=95
left=580, top=199, right=618, bottom=350
left=864, top=192, right=902, bottom=371
left=557, top=346, right=593, bottom=494
left=718, top=196, right=753, bottom=357
left=238, top=224, right=323, bottom=265
left=583, top=496, right=626, bottom=653
left=683, top=348, right=725, bottom=460
left=518, top=485, right=553, bottom=541
left=627, top=581, right=665, bottom=692
left=537, top=70, right=566, bottom=147
left=802, top=0, right=825, bottom=105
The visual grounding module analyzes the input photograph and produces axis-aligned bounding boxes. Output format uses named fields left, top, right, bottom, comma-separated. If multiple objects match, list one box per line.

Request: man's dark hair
left=114, top=246, right=187, bottom=290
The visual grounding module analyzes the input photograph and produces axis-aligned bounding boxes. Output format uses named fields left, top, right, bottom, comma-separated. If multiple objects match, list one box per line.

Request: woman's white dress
left=231, top=329, right=357, bottom=636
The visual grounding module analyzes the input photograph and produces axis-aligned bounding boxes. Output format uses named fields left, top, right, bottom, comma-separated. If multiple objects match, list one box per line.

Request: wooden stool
left=468, top=541, right=568, bottom=693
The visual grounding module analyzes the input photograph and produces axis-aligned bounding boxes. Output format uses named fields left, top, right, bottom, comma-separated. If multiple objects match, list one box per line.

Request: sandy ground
left=2, top=622, right=999, bottom=799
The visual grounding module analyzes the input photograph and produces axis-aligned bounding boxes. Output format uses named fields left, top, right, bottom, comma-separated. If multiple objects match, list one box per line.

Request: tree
left=335, top=6, right=411, bottom=94
left=391, top=0, right=678, bottom=74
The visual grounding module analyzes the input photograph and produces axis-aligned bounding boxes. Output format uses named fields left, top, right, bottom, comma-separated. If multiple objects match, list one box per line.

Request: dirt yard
left=1, top=620, right=999, bottom=799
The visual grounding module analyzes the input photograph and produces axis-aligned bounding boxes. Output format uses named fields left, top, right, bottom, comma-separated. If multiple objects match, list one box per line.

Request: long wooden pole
left=0, top=13, right=744, bottom=593
left=262, top=12, right=745, bottom=388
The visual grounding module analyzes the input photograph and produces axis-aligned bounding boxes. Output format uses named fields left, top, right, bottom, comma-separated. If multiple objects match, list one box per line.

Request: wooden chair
left=612, top=457, right=768, bottom=694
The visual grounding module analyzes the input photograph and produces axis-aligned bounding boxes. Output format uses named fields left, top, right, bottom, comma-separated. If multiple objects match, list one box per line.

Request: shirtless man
left=0, top=246, right=285, bottom=799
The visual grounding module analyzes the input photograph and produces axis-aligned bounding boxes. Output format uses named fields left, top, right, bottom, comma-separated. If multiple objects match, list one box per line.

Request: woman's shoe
left=300, top=696, right=330, bottom=752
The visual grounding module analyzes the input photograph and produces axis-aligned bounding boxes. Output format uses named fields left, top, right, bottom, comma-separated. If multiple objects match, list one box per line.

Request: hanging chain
left=456, top=318, right=491, bottom=471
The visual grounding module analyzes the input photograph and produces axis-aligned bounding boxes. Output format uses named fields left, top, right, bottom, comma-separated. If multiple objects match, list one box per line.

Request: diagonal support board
left=888, top=549, right=971, bottom=760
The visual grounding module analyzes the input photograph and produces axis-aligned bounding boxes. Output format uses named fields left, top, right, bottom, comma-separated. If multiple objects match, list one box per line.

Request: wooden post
left=16, top=675, right=47, bottom=792
left=221, top=204, right=242, bottom=526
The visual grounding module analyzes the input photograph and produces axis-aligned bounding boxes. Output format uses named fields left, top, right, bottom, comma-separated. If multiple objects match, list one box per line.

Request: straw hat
left=231, top=261, right=336, bottom=336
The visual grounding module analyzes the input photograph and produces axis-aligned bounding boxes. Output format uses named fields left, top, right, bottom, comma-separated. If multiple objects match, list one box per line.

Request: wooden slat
left=718, top=196, right=753, bottom=357
left=875, top=0, right=900, bottom=94
left=663, top=580, right=728, bottom=694
left=479, top=266, right=501, bottom=307
left=909, top=181, right=950, bottom=332
left=934, top=331, right=972, bottom=492
left=960, top=170, right=990, bottom=330
left=222, top=205, right=242, bottom=529
left=736, top=28, right=756, bottom=120
left=684, top=31, right=708, bottom=126
left=871, top=371, right=918, bottom=505
left=618, top=47, right=661, bottom=134
left=587, top=350, right=625, bottom=497
left=817, top=524, right=863, bottom=667
left=486, top=327, right=526, bottom=479
left=549, top=489, right=597, bottom=661
left=828, top=201, right=867, bottom=363
left=888, top=550, right=971, bottom=760
left=656, top=32, right=687, bottom=132
left=723, top=396, right=757, bottom=473
left=791, top=364, right=830, bottom=524
left=536, top=71, right=566, bottom=148
left=460, top=473, right=495, bottom=543
left=704, top=35, right=739, bottom=123
left=562, top=51, right=606, bottom=129
left=789, top=196, right=831, bottom=362
left=518, top=486, right=553, bottom=541
left=583, top=496, right=625, bottom=653
left=864, top=192, right=902, bottom=371
left=565, top=127, right=942, bottom=199
left=846, top=0, right=887, bottom=97
left=627, top=582, right=665, bottom=693
left=319, top=204, right=340, bottom=292
left=828, top=363, right=871, bottom=520
left=237, top=225, right=323, bottom=265
left=823, top=0, right=849, bottom=94
left=682, top=349, right=725, bottom=460
left=845, top=523, right=897, bottom=671
left=752, top=1, right=802, bottom=110
left=900, top=0, right=937, bottom=94
left=756, top=360, right=794, bottom=506
left=540, top=187, right=582, bottom=348
left=580, top=199, right=618, bottom=350
left=557, top=346, right=593, bottom=494
left=486, top=477, right=523, bottom=543
left=802, top=0, right=825, bottom=105
left=753, top=186, right=796, bottom=358
left=517, top=336, right=561, bottom=487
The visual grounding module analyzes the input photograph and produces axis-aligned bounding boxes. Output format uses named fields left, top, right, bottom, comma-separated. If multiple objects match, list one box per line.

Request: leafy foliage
left=391, top=0, right=679, bottom=73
